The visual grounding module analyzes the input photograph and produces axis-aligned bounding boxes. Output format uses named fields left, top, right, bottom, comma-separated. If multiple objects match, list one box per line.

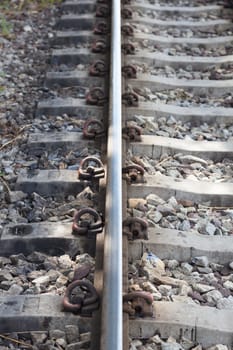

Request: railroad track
left=1, top=0, right=233, bottom=349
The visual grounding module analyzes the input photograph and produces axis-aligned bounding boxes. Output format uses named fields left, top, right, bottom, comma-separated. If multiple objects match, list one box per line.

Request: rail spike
left=123, top=217, right=149, bottom=240
left=123, top=291, right=154, bottom=317
left=78, top=156, right=105, bottom=181
left=72, top=207, right=104, bottom=237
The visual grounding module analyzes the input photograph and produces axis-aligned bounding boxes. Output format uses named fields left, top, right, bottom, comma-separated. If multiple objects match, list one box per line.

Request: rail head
left=101, top=0, right=123, bottom=350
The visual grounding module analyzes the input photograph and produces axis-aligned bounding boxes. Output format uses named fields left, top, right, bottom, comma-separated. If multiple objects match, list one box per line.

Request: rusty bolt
left=86, top=87, right=107, bottom=106
left=121, top=8, right=133, bottom=19
left=72, top=207, right=103, bottom=236
left=122, top=65, right=137, bottom=78
left=94, top=21, right=109, bottom=35
left=89, top=60, right=108, bottom=77
left=121, top=43, right=135, bottom=55
left=96, top=5, right=110, bottom=17
left=78, top=156, right=105, bottom=180
left=123, top=217, right=148, bottom=240
left=83, top=119, right=105, bottom=139
left=123, top=291, right=154, bottom=317
left=122, top=92, right=139, bottom=107
left=122, top=125, right=142, bottom=142
left=63, top=279, right=99, bottom=314
left=92, top=39, right=108, bottom=53
left=121, top=24, right=134, bottom=36
left=122, top=164, right=145, bottom=183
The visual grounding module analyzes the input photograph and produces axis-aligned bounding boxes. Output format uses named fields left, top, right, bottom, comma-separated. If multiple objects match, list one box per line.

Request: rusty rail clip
left=122, top=125, right=142, bottom=141
left=122, top=0, right=131, bottom=4
left=94, top=21, right=109, bottom=35
left=123, top=217, right=148, bottom=240
left=121, top=24, right=134, bottom=36
left=86, top=87, right=107, bottom=106
left=92, top=39, right=108, bottom=53
left=89, top=60, right=108, bottom=77
left=121, top=8, right=133, bottom=19
left=121, top=43, right=135, bottom=55
left=123, top=291, right=154, bottom=317
left=122, top=92, right=139, bottom=107
left=83, top=119, right=105, bottom=139
left=122, top=65, right=137, bottom=78
left=63, top=279, right=99, bottom=315
left=78, top=156, right=105, bottom=180
left=96, top=5, right=110, bottom=17
left=72, top=207, right=104, bottom=237
left=122, top=164, right=145, bottom=183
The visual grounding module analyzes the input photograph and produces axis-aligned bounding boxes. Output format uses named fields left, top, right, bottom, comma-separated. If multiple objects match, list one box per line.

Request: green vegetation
left=0, top=0, right=63, bottom=12
left=0, top=0, right=62, bottom=39
left=0, top=15, right=12, bottom=38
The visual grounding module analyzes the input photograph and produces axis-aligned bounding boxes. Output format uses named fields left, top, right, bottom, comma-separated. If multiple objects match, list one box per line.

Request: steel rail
left=100, top=0, right=122, bottom=349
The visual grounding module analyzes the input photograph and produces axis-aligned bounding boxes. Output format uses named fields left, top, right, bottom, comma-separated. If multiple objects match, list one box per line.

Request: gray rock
left=179, top=220, right=191, bottom=231
left=30, top=332, right=48, bottom=344
left=180, top=336, right=195, bottom=350
left=229, top=261, right=233, bottom=270
left=167, top=260, right=179, bottom=270
left=191, top=256, right=209, bottom=267
left=9, top=191, right=27, bottom=203
left=32, top=275, right=50, bottom=287
left=56, top=338, right=67, bottom=348
left=217, top=296, right=233, bottom=309
left=56, top=274, right=68, bottom=288
left=67, top=340, right=90, bottom=350
left=207, top=345, right=229, bottom=350
left=204, top=290, right=223, bottom=303
left=178, top=155, right=207, bottom=165
left=49, top=330, right=66, bottom=340
left=157, top=204, right=175, bottom=216
left=150, top=211, right=163, bottom=223
left=79, top=332, right=91, bottom=342
left=131, top=339, right=143, bottom=347
left=146, top=193, right=165, bottom=206
left=150, top=335, right=162, bottom=344
left=27, top=252, right=46, bottom=263
left=58, top=254, right=73, bottom=269
left=168, top=196, right=178, bottom=209
left=181, top=262, right=193, bottom=274
left=197, top=267, right=213, bottom=274
left=8, top=284, right=24, bottom=295
left=223, top=280, right=233, bottom=291
left=161, top=342, right=184, bottom=350
left=0, top=270, right=13, bottom=282
left=158, top=284, right=172, bottom=296
left=65, top=325, right=80, bottom=344
left=193, top=283, right=215, bottom=294
left=0, top=256, right=11, bottom=268
left=200, top=222, right=216, bottom=236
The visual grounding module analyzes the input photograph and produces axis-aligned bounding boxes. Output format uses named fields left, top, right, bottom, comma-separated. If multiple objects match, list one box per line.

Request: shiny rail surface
left=101, top=0, right=123, bottom=349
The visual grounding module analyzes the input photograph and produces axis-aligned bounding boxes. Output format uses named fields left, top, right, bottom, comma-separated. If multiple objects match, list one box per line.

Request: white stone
left=32, top=275, right=50, bottom=287
left=217, top=296, right=233, bottom=309
left=204, top=290, right=222, bottom=303
left=146, top=193, right=165, bottom=206
left=8, top=284, right=24, bottom=295
left=223, top=280, right=233, bottom=291
left=150, top=211, right=163, bottom=223
left=24, top=25, right=32, bottom=32
left=193, top=283, right=215, bottom=294
left=181, top=262, right=193, bottom=274
left=192, top=256, right=209, bottom=267
left=167, top=260, right=179, bottom=270
left=207, top=345, right=228, bottom=350
left=158, top=284, right=172, bottom=296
